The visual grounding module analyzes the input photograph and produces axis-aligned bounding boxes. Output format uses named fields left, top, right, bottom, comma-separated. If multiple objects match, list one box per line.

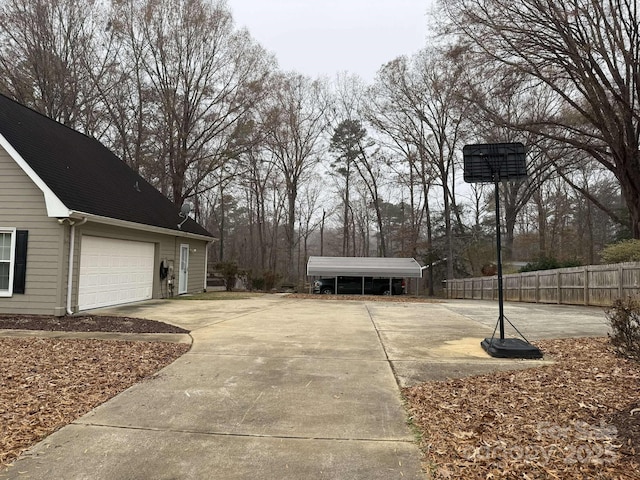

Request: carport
left=306, top=256, right=424, bottom=295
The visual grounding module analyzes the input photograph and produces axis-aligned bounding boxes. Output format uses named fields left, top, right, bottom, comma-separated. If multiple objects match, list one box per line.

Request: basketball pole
left=463, top=142, right=542, bottom=359
left=494, top=174, right=505, bottom=341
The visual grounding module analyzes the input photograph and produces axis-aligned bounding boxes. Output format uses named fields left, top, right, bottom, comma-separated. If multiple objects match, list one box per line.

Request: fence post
left=536, top=271, right=540, bottom=303
left=584, top=266, right=589, bottom=306
left=619, top=264, right=624, bottom=299
left=518, top=275, right=522, bottom=302
left=557, top=270, right=561, bottom=304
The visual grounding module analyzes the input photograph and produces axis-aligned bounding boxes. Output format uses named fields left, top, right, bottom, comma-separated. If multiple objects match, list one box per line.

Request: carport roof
left=307, top=256, right=424, bottom=278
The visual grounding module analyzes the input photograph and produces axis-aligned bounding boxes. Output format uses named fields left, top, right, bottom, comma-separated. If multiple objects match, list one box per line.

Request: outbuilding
left=0, top=94, right=214, bottom=316
left=306, top=256, right=424, bottom=295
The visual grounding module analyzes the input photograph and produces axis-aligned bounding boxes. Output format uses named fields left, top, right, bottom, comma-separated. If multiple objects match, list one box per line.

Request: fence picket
left=444, top=262, right=640, bottom=307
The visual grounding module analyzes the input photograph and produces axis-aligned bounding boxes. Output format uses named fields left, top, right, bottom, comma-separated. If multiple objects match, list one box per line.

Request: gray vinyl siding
left=0, top=147, right=67, bottom=315
left=184, top=240, right=208, bottom=293
left=172, top=239, right=208, bottom=295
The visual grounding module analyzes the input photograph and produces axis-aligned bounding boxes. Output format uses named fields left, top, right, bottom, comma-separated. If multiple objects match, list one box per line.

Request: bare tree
left=366, top=57, right=437, bottom=291
left=443, top=0, right=640, bottom=237
left=111, top=0, right=272, bottom=205
left=367, top=48, right=468, bottom=277
left=240, top=140, right=279, bottom=272
left=296, top=181, right=323, bottom=280
left=0, top=0, right=104, bottom=130
left=262, top=73, right=328, bottom=281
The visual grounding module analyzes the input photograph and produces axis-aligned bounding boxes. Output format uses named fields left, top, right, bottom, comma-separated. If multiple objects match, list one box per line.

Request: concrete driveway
left=1, top=297, right=610, bottom=479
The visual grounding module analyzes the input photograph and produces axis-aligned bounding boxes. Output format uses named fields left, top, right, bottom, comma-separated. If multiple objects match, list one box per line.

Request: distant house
left=0, top=94, right=214, bottom=315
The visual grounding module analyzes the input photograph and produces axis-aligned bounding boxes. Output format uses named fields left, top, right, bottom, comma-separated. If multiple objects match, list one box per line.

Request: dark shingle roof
left=0, top=94, right=212, bottom=238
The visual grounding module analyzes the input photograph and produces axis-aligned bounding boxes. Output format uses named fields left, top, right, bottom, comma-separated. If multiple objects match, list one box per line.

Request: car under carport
left=306, top=256, right=424, bottom=295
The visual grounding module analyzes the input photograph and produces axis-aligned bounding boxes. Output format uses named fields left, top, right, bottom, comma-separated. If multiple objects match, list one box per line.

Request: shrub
left=600, top=239, right=640, bottom=264
left=606, top=297, right=640, bottom=360
left=518, top=256, right=581, bottom=273
left=216, top=262, right=238, bottom=292
left=250, top=276, right=265, bottom=291
left=263, top=271, right=279, bottom=291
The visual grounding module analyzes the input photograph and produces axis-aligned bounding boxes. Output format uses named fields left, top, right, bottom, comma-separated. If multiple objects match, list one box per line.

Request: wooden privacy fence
left=444, top=262, right=640, bottom=307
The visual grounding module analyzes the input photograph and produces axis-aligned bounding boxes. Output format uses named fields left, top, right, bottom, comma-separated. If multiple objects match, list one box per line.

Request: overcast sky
left=227, top=0, right=435, bottom=83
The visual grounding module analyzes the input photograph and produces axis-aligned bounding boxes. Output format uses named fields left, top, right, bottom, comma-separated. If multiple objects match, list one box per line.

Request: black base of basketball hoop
left=481, top=337, right=543, bottom=359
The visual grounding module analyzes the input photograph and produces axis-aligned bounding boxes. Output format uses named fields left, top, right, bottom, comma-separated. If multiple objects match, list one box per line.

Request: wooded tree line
left=0, top=0, right=637, bottom=292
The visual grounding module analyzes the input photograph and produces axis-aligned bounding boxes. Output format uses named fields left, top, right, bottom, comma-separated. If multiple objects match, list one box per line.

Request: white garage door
left=78, top=236, right=155, bottom=310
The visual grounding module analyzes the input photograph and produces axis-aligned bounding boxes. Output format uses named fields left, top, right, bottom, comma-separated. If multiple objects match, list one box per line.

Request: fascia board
left=70, top=211, right=216, bottom=242
left=0, top=133, right=71, bottom=217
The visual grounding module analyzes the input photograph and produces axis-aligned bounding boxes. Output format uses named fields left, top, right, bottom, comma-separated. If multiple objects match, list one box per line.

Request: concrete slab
left=186, top=300, right=387, bottom=359
left=1, top=296, right=611, bottom=479
left=5, top=425, right=422, bottom=480
left=75, top=354, right=411, bottom=440
left=93, top=296, right=292, bottom=332
left=2, top=296, right=423, bottom=480
left=392, top=358, right=550, bottom=385
left=365, top=300, right=578, bottom=387
left=439, top=300, right=610, bottom=340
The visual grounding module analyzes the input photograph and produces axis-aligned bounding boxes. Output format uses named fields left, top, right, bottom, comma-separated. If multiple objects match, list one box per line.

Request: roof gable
left=0, top=94, right=212, bottom=238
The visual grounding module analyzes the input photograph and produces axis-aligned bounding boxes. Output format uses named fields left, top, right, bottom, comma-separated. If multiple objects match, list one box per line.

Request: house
left=0, top=94, right=215, bottom=315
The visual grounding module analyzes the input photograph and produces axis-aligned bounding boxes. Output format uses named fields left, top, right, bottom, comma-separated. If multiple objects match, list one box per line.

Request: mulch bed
left=403, top=337, right=640, bottom=479
left=0, top=315, right=189, bottom=334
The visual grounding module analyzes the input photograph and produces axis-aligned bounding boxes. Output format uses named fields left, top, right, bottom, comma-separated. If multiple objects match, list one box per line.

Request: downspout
left=65, top=217, right=88, bottom=315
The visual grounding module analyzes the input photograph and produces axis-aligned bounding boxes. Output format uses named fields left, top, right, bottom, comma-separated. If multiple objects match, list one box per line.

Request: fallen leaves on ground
left=0, top=338, right=189, bottom=467
left=403, top=337, right=640, bottom=479
left=0, top=315, right=188, bottom=333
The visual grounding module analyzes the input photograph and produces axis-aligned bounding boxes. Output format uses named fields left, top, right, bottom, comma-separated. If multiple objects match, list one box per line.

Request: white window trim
left=0, top=227, right=16, bottom=297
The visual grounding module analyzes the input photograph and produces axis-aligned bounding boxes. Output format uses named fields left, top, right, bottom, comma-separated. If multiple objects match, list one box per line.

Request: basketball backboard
left=463, top=142, right=527, bottom=183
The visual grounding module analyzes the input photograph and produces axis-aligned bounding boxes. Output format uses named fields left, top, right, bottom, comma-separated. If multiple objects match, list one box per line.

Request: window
left=0, top=228, right=16, bottom=296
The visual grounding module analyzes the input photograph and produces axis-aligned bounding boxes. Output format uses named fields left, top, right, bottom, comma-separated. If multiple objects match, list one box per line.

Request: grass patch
left=170, top=291, right=266, bottom=300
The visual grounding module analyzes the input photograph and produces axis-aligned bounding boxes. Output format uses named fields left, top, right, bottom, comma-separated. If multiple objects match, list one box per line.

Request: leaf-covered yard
left=0, top=332, right=189, bottom=467
left=403, top=337, right=640, bottom=479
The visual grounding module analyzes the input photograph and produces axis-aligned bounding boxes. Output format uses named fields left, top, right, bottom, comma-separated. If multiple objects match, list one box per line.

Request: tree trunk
left=617, top=153, right=640, bottom=238
left=286, top=184, right=297, bottom=281
left=534, top=192, right=547, bottom=257
left=218, top=184, right=225, bottom=262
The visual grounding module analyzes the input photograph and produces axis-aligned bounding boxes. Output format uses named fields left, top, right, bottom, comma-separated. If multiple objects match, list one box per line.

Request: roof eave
left=68, top=211, right=216, bottom=242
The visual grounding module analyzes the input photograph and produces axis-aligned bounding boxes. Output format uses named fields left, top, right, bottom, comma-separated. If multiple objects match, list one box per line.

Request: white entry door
left=178, top=244, right=189, bottom=294
left=78, top=237, right=154, bottom=310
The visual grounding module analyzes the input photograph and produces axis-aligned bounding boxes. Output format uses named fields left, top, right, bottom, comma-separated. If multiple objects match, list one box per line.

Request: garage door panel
left=78, top=237, right=154, bottom=311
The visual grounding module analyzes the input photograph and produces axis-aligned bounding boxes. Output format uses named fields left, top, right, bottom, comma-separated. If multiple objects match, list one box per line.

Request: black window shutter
left=13, top=230, right=28, bottom=294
